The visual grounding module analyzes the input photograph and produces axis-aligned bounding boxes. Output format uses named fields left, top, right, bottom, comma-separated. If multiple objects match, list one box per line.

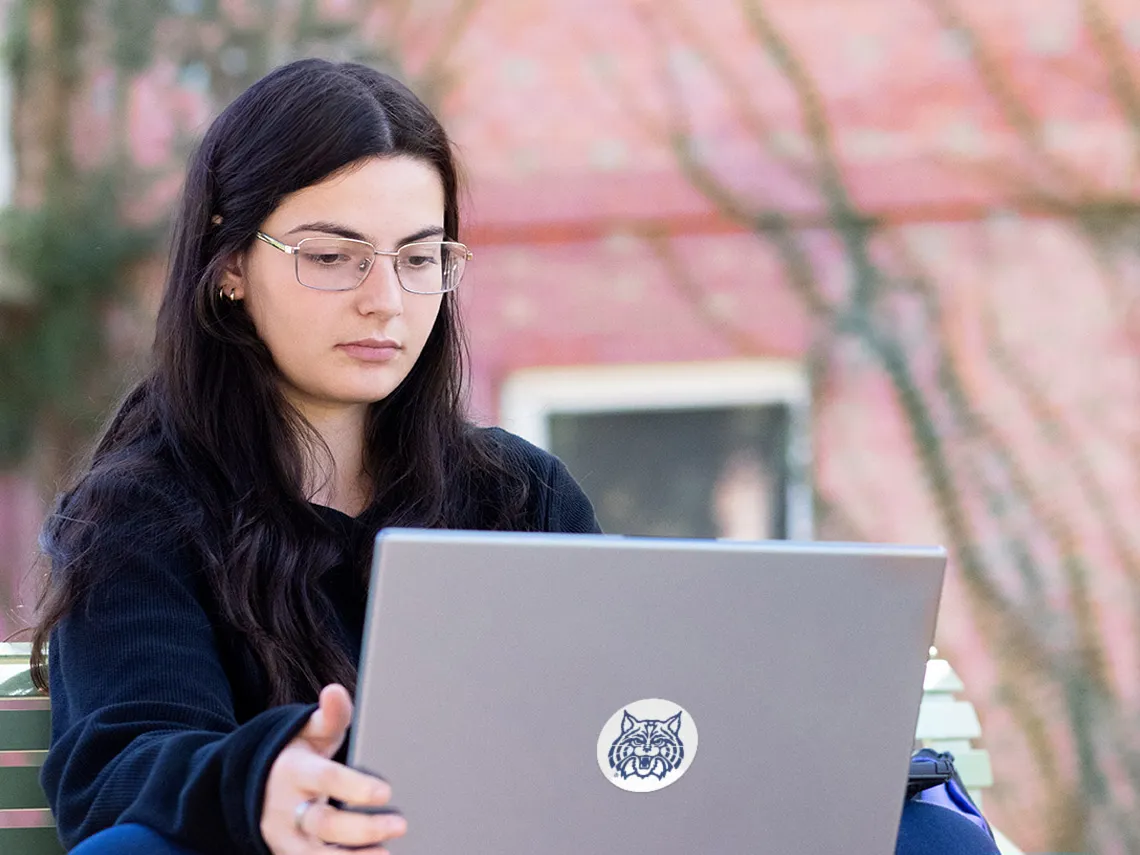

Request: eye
left=651, top=736, right=668, bottom=746
left=402, top=253, right=439, bottom=269
left=304, top=251, right=352, bottom=267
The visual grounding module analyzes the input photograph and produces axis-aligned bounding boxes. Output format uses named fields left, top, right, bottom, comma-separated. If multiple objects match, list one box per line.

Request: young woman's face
left=226, top=155, right=447, bottom=418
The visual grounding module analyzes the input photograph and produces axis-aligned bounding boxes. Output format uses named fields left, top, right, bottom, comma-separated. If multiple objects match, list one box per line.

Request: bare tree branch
left=922, top=0, right=1087, bottom=196
left=413, top=0, right=486, bottom=104
left=650, top=0, right=818, bottom=187
left=641, top=0, right=1140, bottom=843
left=640, top=229, right=769, bottom=354
left=1082, top=0, right=1140, bottom=180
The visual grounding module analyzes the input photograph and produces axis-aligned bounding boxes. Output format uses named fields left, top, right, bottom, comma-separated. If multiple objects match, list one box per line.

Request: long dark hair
left=31, top=59, right=530, bottom=704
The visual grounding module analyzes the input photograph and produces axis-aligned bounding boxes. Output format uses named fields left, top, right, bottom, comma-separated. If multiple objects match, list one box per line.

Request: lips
left=337, top=338, right=402, bottom=363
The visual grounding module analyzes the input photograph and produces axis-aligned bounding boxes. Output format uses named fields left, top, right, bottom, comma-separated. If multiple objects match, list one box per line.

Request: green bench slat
left=0, top=825, right=65, bottom=854
left=0, top=665, right=58, bottom=843
left=0, top=709, right=51, bottom=752
left=0, top=766, right=49, bottom=810
left=0, top=651, right=58, bottom=848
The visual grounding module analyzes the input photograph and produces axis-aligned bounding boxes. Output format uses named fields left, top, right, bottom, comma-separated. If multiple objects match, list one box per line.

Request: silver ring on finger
left=294, top=796, right=322, bottom=838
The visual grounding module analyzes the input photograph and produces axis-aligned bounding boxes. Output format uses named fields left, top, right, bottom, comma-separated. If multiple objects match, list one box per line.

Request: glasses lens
left=295, top=238, right=374, bottom=291
left=396, top=242, right=468, bottom=294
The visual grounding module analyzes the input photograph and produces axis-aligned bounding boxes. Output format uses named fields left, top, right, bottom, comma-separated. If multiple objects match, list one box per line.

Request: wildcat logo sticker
left=597, top=698, right=698, bottom=793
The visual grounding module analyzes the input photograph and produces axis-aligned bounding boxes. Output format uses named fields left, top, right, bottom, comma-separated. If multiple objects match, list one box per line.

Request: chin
left=342, top=382, right=406, bottom=405
left=336, top=389, right=399, bottom=406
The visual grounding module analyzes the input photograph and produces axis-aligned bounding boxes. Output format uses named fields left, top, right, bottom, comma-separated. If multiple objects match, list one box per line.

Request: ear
left=666, top=711, right=682, bottom=735
left=218, top=251, right=246, bottom=301
left=620, top=711, right=638, bottom=733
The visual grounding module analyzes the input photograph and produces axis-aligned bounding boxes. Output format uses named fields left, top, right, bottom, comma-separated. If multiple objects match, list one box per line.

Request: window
left=500, top=360, right=812, bottom=540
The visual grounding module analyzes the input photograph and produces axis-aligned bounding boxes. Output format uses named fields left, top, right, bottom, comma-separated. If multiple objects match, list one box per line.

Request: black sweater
left=41, top=428, right=600, bottom=853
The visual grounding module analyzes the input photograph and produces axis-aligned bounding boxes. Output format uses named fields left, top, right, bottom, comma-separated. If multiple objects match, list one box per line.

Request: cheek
left=245, top=289, right=329, bottom=365
left=406, top=296, right=446, bottom=348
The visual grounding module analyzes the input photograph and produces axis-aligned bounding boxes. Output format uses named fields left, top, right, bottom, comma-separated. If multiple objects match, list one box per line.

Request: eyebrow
left=284, top=221, right=447, bottom=246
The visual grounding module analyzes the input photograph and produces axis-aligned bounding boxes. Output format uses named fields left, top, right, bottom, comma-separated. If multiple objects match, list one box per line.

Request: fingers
left=292, top=750, right=393, bottom=807
left=262, top=752, right=400, bottom=854
left=299, top=801, right=408, bottom=849
left=299, top=684, right=354, bottom=758
left=262, top=685, right=398, bottom=855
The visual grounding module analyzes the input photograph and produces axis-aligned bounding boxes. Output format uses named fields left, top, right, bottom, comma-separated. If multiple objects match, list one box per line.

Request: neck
left=290, top=398, right=372, bottom=517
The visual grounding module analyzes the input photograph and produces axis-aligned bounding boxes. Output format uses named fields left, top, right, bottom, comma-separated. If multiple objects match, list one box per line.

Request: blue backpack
left=907, top=748, right=994, bottom=840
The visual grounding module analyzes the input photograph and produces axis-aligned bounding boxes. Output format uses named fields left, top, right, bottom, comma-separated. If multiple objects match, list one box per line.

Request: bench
left=917, top=649, right=1022, bottom=855
left=0, top=642, right=63, bottom=854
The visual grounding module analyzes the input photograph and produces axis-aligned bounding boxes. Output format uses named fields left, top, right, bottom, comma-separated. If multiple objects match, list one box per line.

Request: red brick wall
left=443, top=2, right=1140, bottom=844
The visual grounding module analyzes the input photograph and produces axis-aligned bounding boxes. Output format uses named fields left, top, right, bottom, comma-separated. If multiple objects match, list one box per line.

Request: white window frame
left=499, top=359, right=814, bottom=540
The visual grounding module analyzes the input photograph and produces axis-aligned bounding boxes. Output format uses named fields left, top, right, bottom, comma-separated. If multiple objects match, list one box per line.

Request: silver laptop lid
left=349, top=530, right=945, bottom=855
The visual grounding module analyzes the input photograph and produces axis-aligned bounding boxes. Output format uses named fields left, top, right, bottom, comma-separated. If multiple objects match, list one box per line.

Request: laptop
left=348, top=529, right=946, bottom=854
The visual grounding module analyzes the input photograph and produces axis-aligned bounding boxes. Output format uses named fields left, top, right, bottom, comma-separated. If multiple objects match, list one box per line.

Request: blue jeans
left=69, top=824, right=198, bottom=854
left=70, top=804, right=1002, bottom=854
left=896, top=799, right=1002, bottom=854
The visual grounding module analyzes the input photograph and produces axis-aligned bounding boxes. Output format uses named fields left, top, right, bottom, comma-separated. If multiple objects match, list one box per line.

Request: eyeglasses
left=255, top=232, right=472, bottom=294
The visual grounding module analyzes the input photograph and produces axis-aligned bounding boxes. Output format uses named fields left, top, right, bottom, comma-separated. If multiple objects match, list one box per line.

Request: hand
left=261, top=684, right=407, bottom=854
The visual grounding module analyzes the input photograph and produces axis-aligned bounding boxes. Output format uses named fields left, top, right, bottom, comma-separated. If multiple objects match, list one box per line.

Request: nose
left=353, top=257, right=404, bottom=317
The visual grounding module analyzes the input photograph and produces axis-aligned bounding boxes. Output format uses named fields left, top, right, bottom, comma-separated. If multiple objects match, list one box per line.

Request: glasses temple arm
left=255, top=232, right=297, bottom=255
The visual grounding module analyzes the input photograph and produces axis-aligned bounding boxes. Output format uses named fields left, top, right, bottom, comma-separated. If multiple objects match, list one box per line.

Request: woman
left=31, top=59, right=998, bottom=855
left=32, top=59, right=599, bottom=854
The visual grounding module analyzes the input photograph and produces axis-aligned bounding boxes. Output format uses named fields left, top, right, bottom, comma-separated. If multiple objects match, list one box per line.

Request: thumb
left=299, top=684, right=354, bottom=758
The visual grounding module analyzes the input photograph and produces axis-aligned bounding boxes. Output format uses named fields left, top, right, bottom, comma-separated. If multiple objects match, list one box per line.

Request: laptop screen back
left=349, top=530, right=945, bottom=855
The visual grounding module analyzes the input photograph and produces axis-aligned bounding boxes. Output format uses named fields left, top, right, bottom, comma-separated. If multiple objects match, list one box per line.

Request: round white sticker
left=596, top=698, right=698, bottom=793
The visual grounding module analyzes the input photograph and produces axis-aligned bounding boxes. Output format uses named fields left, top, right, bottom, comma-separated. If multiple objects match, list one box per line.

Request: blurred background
left=1, top=0, right=1139, bottom=850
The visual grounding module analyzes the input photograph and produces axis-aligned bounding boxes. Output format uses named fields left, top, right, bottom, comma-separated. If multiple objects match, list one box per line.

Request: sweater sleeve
left=540, top=452, right=604, bottom=534
left=40, top=487, right=315, bottom=854
left=479, top=427, right=603, bottom=534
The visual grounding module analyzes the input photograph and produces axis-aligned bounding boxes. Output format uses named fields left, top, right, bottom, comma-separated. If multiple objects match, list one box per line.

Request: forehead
left=267, top=155, right=445, bottom=235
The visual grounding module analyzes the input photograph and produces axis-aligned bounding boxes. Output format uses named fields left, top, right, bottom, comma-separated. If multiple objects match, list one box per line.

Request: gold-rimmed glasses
left=255, top=232, right=472, bottom=294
